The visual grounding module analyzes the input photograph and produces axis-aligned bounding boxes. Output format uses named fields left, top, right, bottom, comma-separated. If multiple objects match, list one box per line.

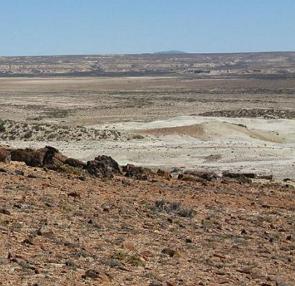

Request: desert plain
left=0, top=53, right=294, bottom=285
left=0, top=72, right=294, bottom=180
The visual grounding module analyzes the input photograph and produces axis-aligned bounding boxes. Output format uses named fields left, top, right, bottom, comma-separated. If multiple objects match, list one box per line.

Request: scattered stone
left=15, top=170, right=24, bottom=176
left=68, top=192, right=80, bottom=199
left=27, top=173, right=38, bottom=179
left=241, top=229, right=247, bottom=235
left=161, top=248, right=177, bottom=257
left=65, top=260, right=77, bottom=269
left=0, top=208, right=11, bottom=215
left=22, top=238, right=34, bottom=246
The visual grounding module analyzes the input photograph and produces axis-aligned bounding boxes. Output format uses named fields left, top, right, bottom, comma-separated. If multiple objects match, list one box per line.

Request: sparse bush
left=23, top=130, right=33, bottom=139
left=0, top=120, right=6, bottom=132
left=152, top=199, right=194, bottom=218
left=112, top=250, right=145, bottom=267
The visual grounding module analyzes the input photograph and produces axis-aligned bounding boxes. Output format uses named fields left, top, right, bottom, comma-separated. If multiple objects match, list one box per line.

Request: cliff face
left=0, top=152, right=294, bottom=285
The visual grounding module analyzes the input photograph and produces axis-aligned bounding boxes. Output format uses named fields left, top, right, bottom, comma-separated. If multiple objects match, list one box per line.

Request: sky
left=0, top=0, right=294, bottom=56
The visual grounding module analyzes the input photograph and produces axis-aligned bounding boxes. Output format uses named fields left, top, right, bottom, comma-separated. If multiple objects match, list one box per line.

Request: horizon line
left=1, top=50, right=294, bottom=58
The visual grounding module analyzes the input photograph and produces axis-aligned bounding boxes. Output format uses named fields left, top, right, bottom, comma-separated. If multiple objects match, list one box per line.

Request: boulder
left=0, top=148, right=11, bottom=163
left=86, top=155, right=121, bottom=178
left=10, top=146, right=67, bottom=170
left=10, top=148, right=47, bottom=167
left=42, top=146, right=67, bottom=170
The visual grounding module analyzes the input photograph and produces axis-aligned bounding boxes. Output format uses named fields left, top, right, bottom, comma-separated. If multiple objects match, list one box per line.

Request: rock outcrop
left=86, top=155, right=121, bottom=178
left=10, top=146, right=67, bottom=170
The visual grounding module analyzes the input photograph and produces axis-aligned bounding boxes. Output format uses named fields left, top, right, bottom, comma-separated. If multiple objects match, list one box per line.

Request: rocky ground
left=200, top=109, right=295, bottom=119
left=0, top=146, right=294, bottom=285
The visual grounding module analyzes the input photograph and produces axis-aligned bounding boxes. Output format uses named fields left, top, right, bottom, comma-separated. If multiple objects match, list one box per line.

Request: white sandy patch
left=3, top=116, right=295, bottom=180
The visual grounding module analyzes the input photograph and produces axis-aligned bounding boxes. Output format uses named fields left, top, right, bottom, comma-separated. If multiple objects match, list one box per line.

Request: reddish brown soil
left=0, top=162, right=294, bottom=285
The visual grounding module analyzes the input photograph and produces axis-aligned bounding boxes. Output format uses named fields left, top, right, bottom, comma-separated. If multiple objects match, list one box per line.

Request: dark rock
left=257, top=174, right=273, bottom=180
left=222, top=171, right=253, bottom=183
left=10, top=146, right=69, bottom=171
left=78, top=176, right=86, bottom=181
left=0, top=208, right=11, bottom=215
left=184, top=170, right=219, bottom=181
left=83, top=269, right=100, bottom=279
left=0, top=148, right=11, bottom=163
left=27, top=173, right=38, bottom=178
left=86, top=155, right=121, bottom=178
left=22, top=238, right=34, bottom=245
left=10, top=147, right=47, bottom=167
left=64, top=158, right=86, bottom=168
left=68, top=192, right=80, bottom=199
left=65, top=260, right=77, bottom=269
left=123, top=164, right=152, bottom=180
left=42, top=146, right=67, bottom=170
left=241, top=229, right=247, bottom=235
left=15, top=170, right=24, bottom=176
left=178, top=173, right=205, bottom=183
left=185, top=238, right=193, bottom=243
left=161, top=248, right=177, bottom=257
left=286, top=235, right=292, bottom=241
left=157, top=169, right=171, bottom=179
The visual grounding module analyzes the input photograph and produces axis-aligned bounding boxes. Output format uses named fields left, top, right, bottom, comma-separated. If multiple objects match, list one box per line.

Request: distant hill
left=0, top=51, right=295, bottom=78
left=154, top=50, right=187, bottom=55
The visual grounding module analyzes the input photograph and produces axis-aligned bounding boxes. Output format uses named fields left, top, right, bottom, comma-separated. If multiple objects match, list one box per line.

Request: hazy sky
left=0, top=0, right=294, bottom=56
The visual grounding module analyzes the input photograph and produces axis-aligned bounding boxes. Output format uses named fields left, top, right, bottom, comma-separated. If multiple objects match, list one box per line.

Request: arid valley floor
left=0, top=74, right=294, bottom=180
left=0, top=53, right=294, bottom=285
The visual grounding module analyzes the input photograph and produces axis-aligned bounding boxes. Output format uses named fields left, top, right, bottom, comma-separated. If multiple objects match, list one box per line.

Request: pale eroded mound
left=142, top=121, right=285, bottom=143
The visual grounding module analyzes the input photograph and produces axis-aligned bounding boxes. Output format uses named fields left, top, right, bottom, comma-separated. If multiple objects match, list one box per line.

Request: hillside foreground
left=0, top=146, right=294, bottom=286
